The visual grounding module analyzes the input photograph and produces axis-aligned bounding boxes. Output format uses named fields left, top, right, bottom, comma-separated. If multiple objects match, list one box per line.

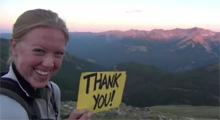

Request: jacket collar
left=1, top=62, right=52, bottom=98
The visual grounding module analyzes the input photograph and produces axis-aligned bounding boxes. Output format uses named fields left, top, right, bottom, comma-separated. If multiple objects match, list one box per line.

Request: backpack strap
left=50, top=81, right=59, bottom=120
left=0, top=78, right=38, bottom=120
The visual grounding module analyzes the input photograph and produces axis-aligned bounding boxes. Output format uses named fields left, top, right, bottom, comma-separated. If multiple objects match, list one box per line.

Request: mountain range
left=98, top=27, right=219, bottom=52
left=65, top=27, right=219, bottom=72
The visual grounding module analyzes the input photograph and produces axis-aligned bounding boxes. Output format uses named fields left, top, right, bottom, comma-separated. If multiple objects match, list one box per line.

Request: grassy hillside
left=115, top=62, right=219, bottom=107
left=0, top=38, right=10, bottom=71
left=150, top=105, right=219, bottom=119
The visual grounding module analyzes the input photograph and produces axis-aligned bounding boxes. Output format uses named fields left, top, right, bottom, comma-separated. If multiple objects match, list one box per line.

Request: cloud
left=125, top=9, right=142, bottom=13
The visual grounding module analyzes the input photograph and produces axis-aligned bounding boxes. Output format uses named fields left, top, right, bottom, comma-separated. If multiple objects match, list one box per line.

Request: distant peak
left=95, top=27, right=217, bottom=42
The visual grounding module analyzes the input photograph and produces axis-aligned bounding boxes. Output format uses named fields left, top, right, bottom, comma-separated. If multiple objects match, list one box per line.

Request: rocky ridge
left=60, top=101, right=208, bottom=120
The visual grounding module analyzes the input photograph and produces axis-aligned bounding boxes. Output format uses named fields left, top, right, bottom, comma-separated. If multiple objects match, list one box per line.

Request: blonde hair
left=7, top=8, right=69, bottom=64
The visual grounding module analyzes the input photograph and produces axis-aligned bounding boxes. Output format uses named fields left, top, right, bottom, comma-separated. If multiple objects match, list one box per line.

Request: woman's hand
left=67, top=109, right=93, bottom=120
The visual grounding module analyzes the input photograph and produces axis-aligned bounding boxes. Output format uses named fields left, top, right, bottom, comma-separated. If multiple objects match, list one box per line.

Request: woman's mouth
left=34, top=69, right=51, bottom=76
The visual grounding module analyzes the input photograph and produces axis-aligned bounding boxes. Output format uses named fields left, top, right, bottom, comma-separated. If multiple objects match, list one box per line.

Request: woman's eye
left=55, top=52, right=64, bottom=57
left=33, top=49, right=45, bottom=54
left=57, top=52, right=64, bottom=55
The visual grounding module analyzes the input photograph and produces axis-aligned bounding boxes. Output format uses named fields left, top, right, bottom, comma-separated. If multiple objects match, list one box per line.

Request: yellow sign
left=76, top=71, right=127, bottom=113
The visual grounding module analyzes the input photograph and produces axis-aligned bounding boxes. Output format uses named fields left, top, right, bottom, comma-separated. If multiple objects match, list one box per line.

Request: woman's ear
left=10, top=38, right=17, bottom=56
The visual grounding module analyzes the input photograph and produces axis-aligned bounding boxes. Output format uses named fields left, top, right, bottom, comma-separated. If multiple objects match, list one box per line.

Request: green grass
left=150, top=105, right=220, bottom=119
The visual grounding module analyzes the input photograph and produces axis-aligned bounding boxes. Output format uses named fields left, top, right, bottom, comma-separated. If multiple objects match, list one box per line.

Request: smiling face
left=11, top=27, right=66, bottom=89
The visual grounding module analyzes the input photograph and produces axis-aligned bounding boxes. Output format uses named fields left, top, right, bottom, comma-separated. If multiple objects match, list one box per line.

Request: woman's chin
left=31, top=81, right=48, bottom=89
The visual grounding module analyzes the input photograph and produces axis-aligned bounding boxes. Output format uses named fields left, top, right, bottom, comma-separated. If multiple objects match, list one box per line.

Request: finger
left=68, top=109, right=86, bottom=120
left=78, top=112, right=93, bottom=120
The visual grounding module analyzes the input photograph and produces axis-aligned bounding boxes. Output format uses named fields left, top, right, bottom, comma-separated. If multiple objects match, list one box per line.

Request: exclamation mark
left=109, top=90, right=116, bottom=106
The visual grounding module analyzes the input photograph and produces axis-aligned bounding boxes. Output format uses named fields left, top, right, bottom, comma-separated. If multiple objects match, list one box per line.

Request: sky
left=0, top=0, right=220, bottom=33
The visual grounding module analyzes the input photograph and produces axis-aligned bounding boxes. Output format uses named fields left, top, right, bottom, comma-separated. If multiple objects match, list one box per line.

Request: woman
left=0, top=9, right=93, bottom=120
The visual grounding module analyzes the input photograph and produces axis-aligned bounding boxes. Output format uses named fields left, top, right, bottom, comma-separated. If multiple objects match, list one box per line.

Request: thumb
left=78, top=112, right=93, bottom=120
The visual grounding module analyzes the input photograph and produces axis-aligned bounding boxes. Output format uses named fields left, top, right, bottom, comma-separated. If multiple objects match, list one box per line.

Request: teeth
left=35, top=69, right=50, bottom=76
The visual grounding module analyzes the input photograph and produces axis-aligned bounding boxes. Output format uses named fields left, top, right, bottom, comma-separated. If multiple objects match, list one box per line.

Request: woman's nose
left=42, top=55, right=54, bottom=68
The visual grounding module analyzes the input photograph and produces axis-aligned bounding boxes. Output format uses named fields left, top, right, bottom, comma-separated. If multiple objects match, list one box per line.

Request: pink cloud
left=125, top=9, right=142, bottom=13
